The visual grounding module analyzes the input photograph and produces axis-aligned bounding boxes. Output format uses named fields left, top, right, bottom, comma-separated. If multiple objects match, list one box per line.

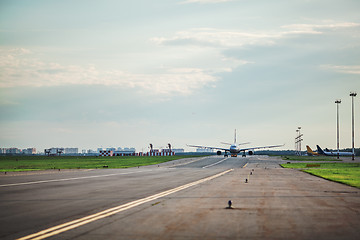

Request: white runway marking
left=202, top=158, right=227, bottom=168
left=17, top=169, right=233, bottom=240
left=0, top=170, right=156, bottom=188
left=169, top=157, right=208, bottom=168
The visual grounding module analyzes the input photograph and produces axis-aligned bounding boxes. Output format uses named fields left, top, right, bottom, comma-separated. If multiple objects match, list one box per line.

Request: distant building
left=124, top=147, right=136, bottom=152
left=0, top=148, right=36, bottom=155
left=44, top=148, right=64, bottom=156
left=7, top=148, right=22, bottom=154
left=99, top=150, right=113, bottom=156
left=22, top=148, right=36, bottom=155
left=196, top=148, right=213, bottom=153
left=172, top=148, right=184, bottom=153
left=162, top=148, right=171, bottom=153
left=98, top=147, right=137, bottom=156
left=113, top=147, right=136, bottom=156
left=88, top=149, right=98, bottom=154
left=64, top=148, right=78, bottom=154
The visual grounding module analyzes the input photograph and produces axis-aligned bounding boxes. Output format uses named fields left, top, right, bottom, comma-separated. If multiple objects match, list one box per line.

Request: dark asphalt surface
left=1, top=155, right=359, bottom=240
left=0, top=156, right=238, bottom=239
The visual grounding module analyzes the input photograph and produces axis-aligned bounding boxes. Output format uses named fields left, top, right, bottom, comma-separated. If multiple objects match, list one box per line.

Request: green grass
left=0, top=155, right=203, bottom=172
left=281, top=162, right=360, bottom=188
left=281, top=156, right=341, bottom=161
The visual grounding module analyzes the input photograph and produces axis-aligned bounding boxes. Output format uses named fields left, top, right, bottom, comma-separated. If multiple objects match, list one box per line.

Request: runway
left=0, top=155, right=359, bottom=239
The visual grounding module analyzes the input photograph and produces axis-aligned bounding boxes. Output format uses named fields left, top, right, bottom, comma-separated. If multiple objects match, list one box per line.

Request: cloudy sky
left=1, top=0, right=359, bottom=152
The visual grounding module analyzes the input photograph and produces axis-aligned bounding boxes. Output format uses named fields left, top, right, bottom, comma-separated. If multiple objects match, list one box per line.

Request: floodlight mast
left=295, top=129, right=299, bottom=154
left=295, top=127, right=303, bottom=156
left=350, top=92, right=357, bottom=160
left=335, top=99, right=341, bottom=159
left=298, top=127, right=302, bottom=156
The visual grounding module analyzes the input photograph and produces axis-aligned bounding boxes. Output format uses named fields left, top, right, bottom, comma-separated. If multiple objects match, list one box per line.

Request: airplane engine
left=217, top=151, right=222, bottom=155
left=248, top=151, right=254, bottom=155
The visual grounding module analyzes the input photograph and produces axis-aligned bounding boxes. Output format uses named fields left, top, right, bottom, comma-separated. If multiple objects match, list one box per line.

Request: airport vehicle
left=316, top=145, right=352, bottom=156
left=306, top=145, right=319, bottom=156
left=188, top=130, right=283, bottom=157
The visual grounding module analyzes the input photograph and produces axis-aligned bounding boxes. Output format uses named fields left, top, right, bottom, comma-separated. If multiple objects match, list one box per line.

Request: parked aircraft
left=306, top=145, right=319, bottom=156
left=316, top=145, right=352, bottom=156
left=188, top=129, right=283, bottom=157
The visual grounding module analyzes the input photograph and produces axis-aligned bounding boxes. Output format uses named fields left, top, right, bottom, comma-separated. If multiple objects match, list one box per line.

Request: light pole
left=335, top=99, right=341, bottom=159
left=295, top=127, right=303, bottom=156
left=295, top=129, right=299, bottom=155
left=350, top=92, right=357, bottom=160
left=298, top=127, right=302, bottom=156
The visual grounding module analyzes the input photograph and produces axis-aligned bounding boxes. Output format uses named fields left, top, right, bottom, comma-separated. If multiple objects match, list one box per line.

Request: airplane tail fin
left=234, top=129, right=237, bottom=144
left=306, top=145, right=317, bottom=156
left=316, top=145, right=325, bottom=155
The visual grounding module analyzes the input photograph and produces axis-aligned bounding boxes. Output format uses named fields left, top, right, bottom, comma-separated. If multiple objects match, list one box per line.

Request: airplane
left=316, top=145, right=352, bottom=156
left=187, top=129, right=284, bottom=157
left=306, top=145, right=319, bottom=156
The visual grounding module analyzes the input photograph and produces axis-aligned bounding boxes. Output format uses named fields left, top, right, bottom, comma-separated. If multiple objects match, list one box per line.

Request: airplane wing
left=221, top=142, right=251, bottom=146
left=187, top=144, right=229, bottom=151
left=239, top=144, right=284, bottom=152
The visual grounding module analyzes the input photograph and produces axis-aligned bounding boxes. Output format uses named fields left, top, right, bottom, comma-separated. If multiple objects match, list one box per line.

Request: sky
left=0, top=0, right=360, bottom=153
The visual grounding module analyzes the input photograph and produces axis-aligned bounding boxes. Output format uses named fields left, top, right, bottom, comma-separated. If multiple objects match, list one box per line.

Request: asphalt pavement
left=0, top=155, right=359, bottom=240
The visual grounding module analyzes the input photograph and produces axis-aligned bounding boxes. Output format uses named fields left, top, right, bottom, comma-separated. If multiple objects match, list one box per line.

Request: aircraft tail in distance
left=316, top=145, right=326, bottom=155
left=306, top=145, right=318, bottom=156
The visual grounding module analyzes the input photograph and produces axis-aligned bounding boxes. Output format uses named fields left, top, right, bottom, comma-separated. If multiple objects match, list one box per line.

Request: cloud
left=151, top=28, right=278, bottom=48
left=282, top=22, right=360, bottom=35
left=321, top=65, right=360, bottom=75
left=2, top=21, right=358, bottom=96
left=0, top=48, right=219, bottom=95
left=152, top=22, right=360, bottom=48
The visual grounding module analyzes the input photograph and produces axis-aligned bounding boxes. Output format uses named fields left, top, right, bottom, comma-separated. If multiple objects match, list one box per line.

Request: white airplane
left=316, top=145, right=352, bottom=156
left=188, top=129, right=284, bottom=157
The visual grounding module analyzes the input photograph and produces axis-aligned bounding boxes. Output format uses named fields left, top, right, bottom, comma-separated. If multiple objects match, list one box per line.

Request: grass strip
left=281, top=162, right=360, bottom=188
left=0, top=155, right=204, bottom=172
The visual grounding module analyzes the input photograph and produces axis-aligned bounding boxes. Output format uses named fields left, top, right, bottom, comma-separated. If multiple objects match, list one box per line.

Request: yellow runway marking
left=17, top=169, right=233, bottom=240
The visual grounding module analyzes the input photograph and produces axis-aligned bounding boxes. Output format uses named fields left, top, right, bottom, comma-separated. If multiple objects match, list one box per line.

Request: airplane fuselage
left=316, top=145, right=353, bottom=156
left=229, top=144, right=240, bottom=154
left=229, top=145, right=240, bottom=157
left=323, top=151, right=353, bottom=156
